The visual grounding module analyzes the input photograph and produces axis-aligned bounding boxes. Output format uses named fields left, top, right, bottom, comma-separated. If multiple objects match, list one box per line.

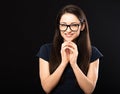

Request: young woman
left=37, top=4, right=103, bottom=94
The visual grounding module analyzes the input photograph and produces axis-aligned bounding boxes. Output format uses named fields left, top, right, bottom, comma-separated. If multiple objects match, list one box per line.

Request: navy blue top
left=36, top=43, right=103, bottom=94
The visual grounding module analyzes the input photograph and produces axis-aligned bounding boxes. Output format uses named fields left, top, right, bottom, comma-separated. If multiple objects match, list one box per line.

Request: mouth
left=65, top=33, right=74, bottom=38
left=63, top=32, right=75, bottom=41
left=66, top=34, right=72, bottom=37
left=64, top=34, right=74, bottom=42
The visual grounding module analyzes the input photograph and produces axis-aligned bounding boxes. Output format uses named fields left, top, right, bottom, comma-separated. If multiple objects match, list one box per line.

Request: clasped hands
left=61, top=41, right=78, bottom=66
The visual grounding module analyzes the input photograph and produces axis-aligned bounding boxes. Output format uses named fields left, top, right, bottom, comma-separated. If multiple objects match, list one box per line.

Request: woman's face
left=59, top=13, right=82, bottom=42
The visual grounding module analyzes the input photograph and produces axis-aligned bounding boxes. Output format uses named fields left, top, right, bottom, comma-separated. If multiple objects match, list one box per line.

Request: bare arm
left=71, top=59, right=99, bottom=94
left=39, top=58, right=67, bottom=94
left=39, top=42, right=70, bottom=93
left=66, top=42, right=100, bottom=94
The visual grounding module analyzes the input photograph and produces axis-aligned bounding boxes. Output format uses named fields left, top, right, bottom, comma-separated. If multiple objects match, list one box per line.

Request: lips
left=66, top=34, right=72, bottom=36
left=63, top=32, right=75, bottom=41
left=65, top=33, right=74, bottom=38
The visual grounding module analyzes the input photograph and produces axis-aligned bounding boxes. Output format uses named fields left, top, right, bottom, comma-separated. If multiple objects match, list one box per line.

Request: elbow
left=84, top=84, right=96, bottom=94
left=84, top=90, right=94, bottom=94
left=41, top=82, right=52, bottom=94
left=43, top=90, right=50, bottom=94
left=42, top=88, right=51, bottom=94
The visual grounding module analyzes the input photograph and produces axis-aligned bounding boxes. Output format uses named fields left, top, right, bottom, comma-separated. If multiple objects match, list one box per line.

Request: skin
left=39, top=13, right=100, bottom=94
left=60, top=13, right=81, bottom=42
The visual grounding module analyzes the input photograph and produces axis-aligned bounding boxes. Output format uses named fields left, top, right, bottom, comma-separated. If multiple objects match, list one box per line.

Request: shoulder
left=41, top=43, right=52, bottom=48
left=36, top=43, right=53, bottom=60
left=90, top=45, right=103, bottom=62
left=39, top=43, right=52, bottom=53
left=91, top=46, right=103, bottom=55
left=91, top=46, right=100, bottom=53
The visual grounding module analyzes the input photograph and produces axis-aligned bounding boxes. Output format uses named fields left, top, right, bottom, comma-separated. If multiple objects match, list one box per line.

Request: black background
left=1, top=0, right=120, bottom=94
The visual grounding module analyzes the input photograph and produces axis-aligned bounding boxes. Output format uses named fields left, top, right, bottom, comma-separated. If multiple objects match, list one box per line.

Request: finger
left=62, top=42, right=68, bottom=47
left=68, top=42, right=77, bottom=49
left=66, top=46, right=74, bottom=53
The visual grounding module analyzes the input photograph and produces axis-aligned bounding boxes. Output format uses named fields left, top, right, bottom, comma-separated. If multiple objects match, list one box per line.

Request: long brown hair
left=49, top=4, right=91, bottom=75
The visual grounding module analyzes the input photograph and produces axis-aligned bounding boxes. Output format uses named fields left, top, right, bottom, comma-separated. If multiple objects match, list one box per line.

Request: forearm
left=71, top=63, right=95, bottom=94
left=41, top=63, right=67, bottom=93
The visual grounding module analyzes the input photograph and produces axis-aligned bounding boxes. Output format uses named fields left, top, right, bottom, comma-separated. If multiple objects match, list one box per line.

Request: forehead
left=60, top=13, right=80, bottom=23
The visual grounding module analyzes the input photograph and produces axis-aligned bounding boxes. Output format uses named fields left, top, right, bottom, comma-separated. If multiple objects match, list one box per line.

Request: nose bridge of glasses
left=66, top=25, right=72, bottom=31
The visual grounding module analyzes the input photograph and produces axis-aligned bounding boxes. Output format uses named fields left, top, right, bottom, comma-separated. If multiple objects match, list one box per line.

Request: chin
left=65, top=38, right=74, bottom=42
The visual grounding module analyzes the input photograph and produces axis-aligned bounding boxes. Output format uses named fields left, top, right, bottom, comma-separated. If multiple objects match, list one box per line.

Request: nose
left=66, top=26, right=72, bottom=32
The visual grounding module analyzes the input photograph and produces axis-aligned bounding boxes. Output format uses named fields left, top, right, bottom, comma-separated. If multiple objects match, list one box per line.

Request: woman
left=37, top=4, right=103, bottom=94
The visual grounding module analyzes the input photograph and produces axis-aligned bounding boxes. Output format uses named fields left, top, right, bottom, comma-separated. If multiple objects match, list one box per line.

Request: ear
left=81, top=23, right=85, bottom=31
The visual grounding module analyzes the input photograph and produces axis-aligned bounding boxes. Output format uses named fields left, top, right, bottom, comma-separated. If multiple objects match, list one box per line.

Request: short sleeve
left=36, top=43, right=52, bottom=61
left=90, top=46, right=103, bottom=62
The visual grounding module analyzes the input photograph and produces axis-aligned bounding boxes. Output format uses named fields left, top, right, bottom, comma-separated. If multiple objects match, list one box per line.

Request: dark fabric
left=36, top=43, right=103, bottom=94
left=90, top=46, right=103, bottom=62
left=36, top=43, right=103, bottom=62
left=36, top=43, right=52, bottom=61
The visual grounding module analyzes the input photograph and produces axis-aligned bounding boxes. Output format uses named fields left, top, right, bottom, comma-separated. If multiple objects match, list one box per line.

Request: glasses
left=59, top=23, right=80, bottom=32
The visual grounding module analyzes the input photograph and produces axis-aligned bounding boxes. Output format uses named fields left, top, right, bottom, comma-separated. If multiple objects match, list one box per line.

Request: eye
left=60, top=24, right=67, bottom=26
left=71, top=24, right=79, bottom=26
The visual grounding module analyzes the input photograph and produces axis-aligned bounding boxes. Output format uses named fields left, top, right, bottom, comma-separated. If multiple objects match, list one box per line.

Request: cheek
left=77, top=31, right=80, bottom=36
left=75, top=30, right=81, bottom=37
left=74, top=32, right=80, bottom=39
left=60, top=32, right=64, bottom=38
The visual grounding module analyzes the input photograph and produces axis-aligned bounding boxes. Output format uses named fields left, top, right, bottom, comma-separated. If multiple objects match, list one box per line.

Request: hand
left=66, top=42, right=78, bottom=65
left=60, top=41, right=70, bottom=66
left=61, top=41, right=78, bottom=66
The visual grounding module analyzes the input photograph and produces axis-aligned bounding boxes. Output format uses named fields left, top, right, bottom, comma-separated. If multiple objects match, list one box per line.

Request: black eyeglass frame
left=59, top=19, right=85, bottom=32
left=59, top=23, right=81, bottom=32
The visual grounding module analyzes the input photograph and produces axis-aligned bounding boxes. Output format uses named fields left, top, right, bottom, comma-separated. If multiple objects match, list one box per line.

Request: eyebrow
left=60, top=22, right=80, bottom=24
